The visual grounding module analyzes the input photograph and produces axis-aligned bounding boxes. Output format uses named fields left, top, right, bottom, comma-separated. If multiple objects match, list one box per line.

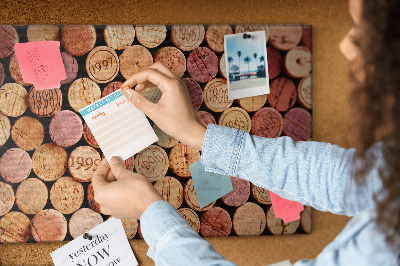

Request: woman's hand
left=120, top=62, right=206, bottom=151
left=91, top=157, right=164, bottom=219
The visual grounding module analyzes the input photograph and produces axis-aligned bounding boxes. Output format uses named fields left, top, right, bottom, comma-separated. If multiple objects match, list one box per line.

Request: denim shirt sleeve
left=202, top=124, right=383, bottom=216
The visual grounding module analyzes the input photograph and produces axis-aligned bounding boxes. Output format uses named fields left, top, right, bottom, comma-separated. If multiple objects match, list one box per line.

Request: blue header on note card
left=80, top=90, right=123, bottom=116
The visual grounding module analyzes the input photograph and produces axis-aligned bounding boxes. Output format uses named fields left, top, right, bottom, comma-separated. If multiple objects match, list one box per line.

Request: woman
left=92, top=0, right=400, bottom=264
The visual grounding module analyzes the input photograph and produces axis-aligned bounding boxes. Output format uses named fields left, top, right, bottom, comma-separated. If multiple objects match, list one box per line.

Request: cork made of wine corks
left=0, top=0, right=352, bottom=265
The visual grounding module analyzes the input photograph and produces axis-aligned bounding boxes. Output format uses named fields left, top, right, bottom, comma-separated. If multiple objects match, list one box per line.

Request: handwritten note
left=189, top=161, right=233, bottom=208
left=51, top=218, right=138, bottom=266
left=269, top=191, right=304, bottom=223
left=14, top=41, right=66, bottom=90
left=80, top=89, right=158, bottom=162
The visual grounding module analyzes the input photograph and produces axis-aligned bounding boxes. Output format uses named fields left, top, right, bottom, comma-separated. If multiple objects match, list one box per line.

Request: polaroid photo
left=224, top=31, right=269, bottom=100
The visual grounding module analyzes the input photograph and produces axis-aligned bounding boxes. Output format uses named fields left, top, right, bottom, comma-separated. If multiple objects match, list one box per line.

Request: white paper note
left=80, top=89, right=158, bottom=162
left=51, top=218, right=138, bottom=266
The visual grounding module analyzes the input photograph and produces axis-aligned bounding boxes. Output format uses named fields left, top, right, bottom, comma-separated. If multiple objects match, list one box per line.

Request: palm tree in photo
left=244, top=56, right=251, bottom=78
left=228, top=56, right=233, bottom=73
left=253, top=53, right=258, bottom=72
left=259, top=55, right=266, bottom=77
left=259, top=55, right=265, bottom=65
left=237, top=51, right=242, bottom=75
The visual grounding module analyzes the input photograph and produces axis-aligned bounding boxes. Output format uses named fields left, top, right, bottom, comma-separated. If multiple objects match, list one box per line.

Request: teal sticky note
left=189, top=161, right=233, bottom=208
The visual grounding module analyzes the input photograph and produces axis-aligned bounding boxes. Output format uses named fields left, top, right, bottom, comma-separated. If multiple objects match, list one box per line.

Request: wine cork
left=200, top=207, right=232, bottom=237
left=32, top=143, right=67, bottom=182
left=140, top=87, right=162, bottom=103
left=153, top=124, right=179, bottom=148
left=187, top=47, right=218, bottom=83
left=0, top=62, right=4, bottom=87
left=69, top=208, right=103, bottom=239
left=171, top=25, right=205, bottom=51
left=267, top=77, right=297, bottom=112
left=102, top=81, right=123, bottom=97
left=169, top=143, right=201, bottom=178
left=218, top=107, right=251, bottom=133
left=68, top=146, right=101, bottom=182
left=31, top=209, right=67, bottom=242
left=83, top=123, right=100, bottom=149
left=221, top=176, right=250, bottom=207
left=0, top=26, right=19, bottom=58
left=205, top=25, right=233, bottom=52
left=269, top=25, right=302, bottom=51
left=283, top=108, right=312, bottom=141
left=86, top=46, right=119, bottom=83
left=87, top=183, right=101, bottom=213
left=50, top=110, right=83, bottom=147
left=267, top=46, right=283, bottom=80
left=297, top=75, right=312, bottom=110
left=196, top=111, right=216, bottom=127
left=284, top=46, right=312, bottom=79
left=50, top=176, right=84, bottom=214
left=27, top=25, right=60, bottom=42
left=0, top=112, right=11, bottom=147
left=0, top=83, right=28, bottom=117
left=0, top=182, right=15, bottom=216
left=119, top=45, right=153, bottom=79
left=203, top=78, right=233, bottom=112
left=0, top=148, right=31, bottom=183
left=60, top=52, right=79, bottom=85
left=300, top=205, right=312, bottom=234
left=135, top=145, right=169, bottom=182
left=28, top=87, right=62, bottom=117
left=9, top=54, right=32, bottom=87
left=68, top=78, right=101, bottom=112
left=237, top=95, right=267, bottom=113
left=11, top=116, right=44, bottom=151
left=178, top=208, right=200, bottom=233
left=0, top=212, right=31, bottom=243
left=16, top=178, right=47, bottom=215
left=136, top=25, right=167, bottom=49
left=184, top=178, right=215, bottom=212
left=251, top=184, right=272, bottom=205
left=61, top=25, right=96, bottom=56
left=251, top=107, right=283, bottom=138
left=301, top=25, right=312, bottom=51
left=235, top=25, right=270, bottom=43
left=154, top=176, right=183, bottom=209
left=182, top=78, right=203, bottom=111
left=266, top=205, right=300, bottom=235
left=120, top=218, right=138, bottom=240
left=104, top=25, right=136, bottom=50
left=154, top=47, right=186, bottom=78
left=219, top=52, right=227, bottom=79
left=233, top=202, right=266, bottom=236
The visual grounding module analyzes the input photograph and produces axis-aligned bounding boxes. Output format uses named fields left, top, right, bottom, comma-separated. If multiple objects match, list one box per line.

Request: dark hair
left=350, top=0, right=400, bottom=255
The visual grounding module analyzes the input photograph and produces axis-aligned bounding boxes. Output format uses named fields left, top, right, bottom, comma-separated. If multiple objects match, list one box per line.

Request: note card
left=51, top=218, right=138, bottom=266
left=80, top=89, right=158, bottom=162
left=189, top=161, right=233, bottom=208
left=270, top=191, right=304, bottom=224
left=14, top=41, right=66, bottom=90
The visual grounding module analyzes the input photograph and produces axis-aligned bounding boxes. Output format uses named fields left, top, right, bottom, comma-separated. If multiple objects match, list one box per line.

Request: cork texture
left=0, top=0, right=352, bottom=265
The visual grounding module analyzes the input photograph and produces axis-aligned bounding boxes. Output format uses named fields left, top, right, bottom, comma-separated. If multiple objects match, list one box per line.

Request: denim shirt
left=141, top=124, right=399, bottom=265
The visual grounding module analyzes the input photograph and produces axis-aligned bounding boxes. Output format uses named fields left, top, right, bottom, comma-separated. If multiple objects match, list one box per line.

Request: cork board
left=0, top=0, right=352, bottom=265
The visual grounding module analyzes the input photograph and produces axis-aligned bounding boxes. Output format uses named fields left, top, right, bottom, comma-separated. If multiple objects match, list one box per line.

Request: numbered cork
left=171, top=25, right=205, bottom=51
left=0, top=112, right=11, bottom=147
left=238, top=95, right=268, bottom=113
left=169, top=143, right=201, bottom=178
left=0, top=182, right=14, bottom=216
left=297, top=75, right=312, bottom=110
left=266, top=205, right=300, bottom=235
left=16, top=178, right=47, bottom=215
left=86, top=46, right=119, bottom=83
left=102, top=81, right=123, bottom=97
left=83, top=123, right=100, bottom=149
left=27, top=25, right=60, bottom=42
left=136, top=25, right=167, bottom=49
left=182, top=78, right=203, bottom=111
left=267, top=46, right=283, bottom=80
left=50, top=110, right=83, bottom=147
left=251, top=184, right=272, bottom=205
left=32, top=143, right=67, bottom=182
left=205, top=25, right=233, bottom=53
left=178, top=208, right=200, bottom=233
left=196, top=111, right=216, bottom=127
left=269, top=25, right=302, bottom=51
left=0, top=25, right=19, bottom=58
left=28, top=87, right=62, bottom=117
left=184, top=178, right=216, bottom=212
left=218, top=107, right=251, bottom=133
left=31, top=209, right=67, bottom=242
left=267, top=77, right=297, bottom=112
left=154, top=47, right=186, bottom=78
left=61, top=25, right=96, bottom=56
left=0, top=212, right=31, bottom=243
left=119, top=45, right=153, bottom=79
left=284, top=46, right=312, bottom=79
left=50, top=176, right=84, bottom=214
left=153, top=124, right=179, bottom=149
left=200, top=207, right=232, bottom=237
left=0, top=83, right=28, bottom=117
left=0, top=148, right=31, bottom=183
left=68, top=146, right=101, bottom=182
left=283, top=108, right=312, bottom=141
left=251, top=107, right=283, bottom=138
left=233, top=202, right=266, bottom=236
left=221, top=177, right=250, bottom=207
left=235, top=25, right=270, bottom=43
left=69, top=208, right=103, bottom=239
left=68, top=78, right=101, bottom=112
left=60, top=52, right=78, bottom=85
left=203, top=78, right=233, bottom=112
left=87, top=183, right=101, bottom=213
left=11, top=116, right=44, bottom=151
left=135, top=145, right=169, bottom=182
left=9, top=54, right=32, bottom=86
left=154, top=176, right=184, bottom=209
left=187, top=47, right=218, bottom=83
left=104, top=25, right=136, bottom=50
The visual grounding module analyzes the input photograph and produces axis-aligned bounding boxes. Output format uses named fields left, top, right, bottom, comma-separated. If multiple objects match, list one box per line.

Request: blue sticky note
left=189, top=161, right=233, bottom=208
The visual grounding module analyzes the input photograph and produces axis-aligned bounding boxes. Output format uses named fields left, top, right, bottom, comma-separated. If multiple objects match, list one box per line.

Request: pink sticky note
left=14, top=41, right=66, bottom=90
left=269, top=191, right=304, bottom=224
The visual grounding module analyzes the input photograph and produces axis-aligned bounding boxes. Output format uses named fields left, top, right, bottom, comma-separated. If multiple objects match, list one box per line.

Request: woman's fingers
left=121, top=68, right=174, bottom=93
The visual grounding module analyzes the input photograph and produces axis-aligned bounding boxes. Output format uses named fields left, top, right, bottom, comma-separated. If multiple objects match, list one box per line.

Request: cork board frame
left=0, top=24, right=312, bottom=244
